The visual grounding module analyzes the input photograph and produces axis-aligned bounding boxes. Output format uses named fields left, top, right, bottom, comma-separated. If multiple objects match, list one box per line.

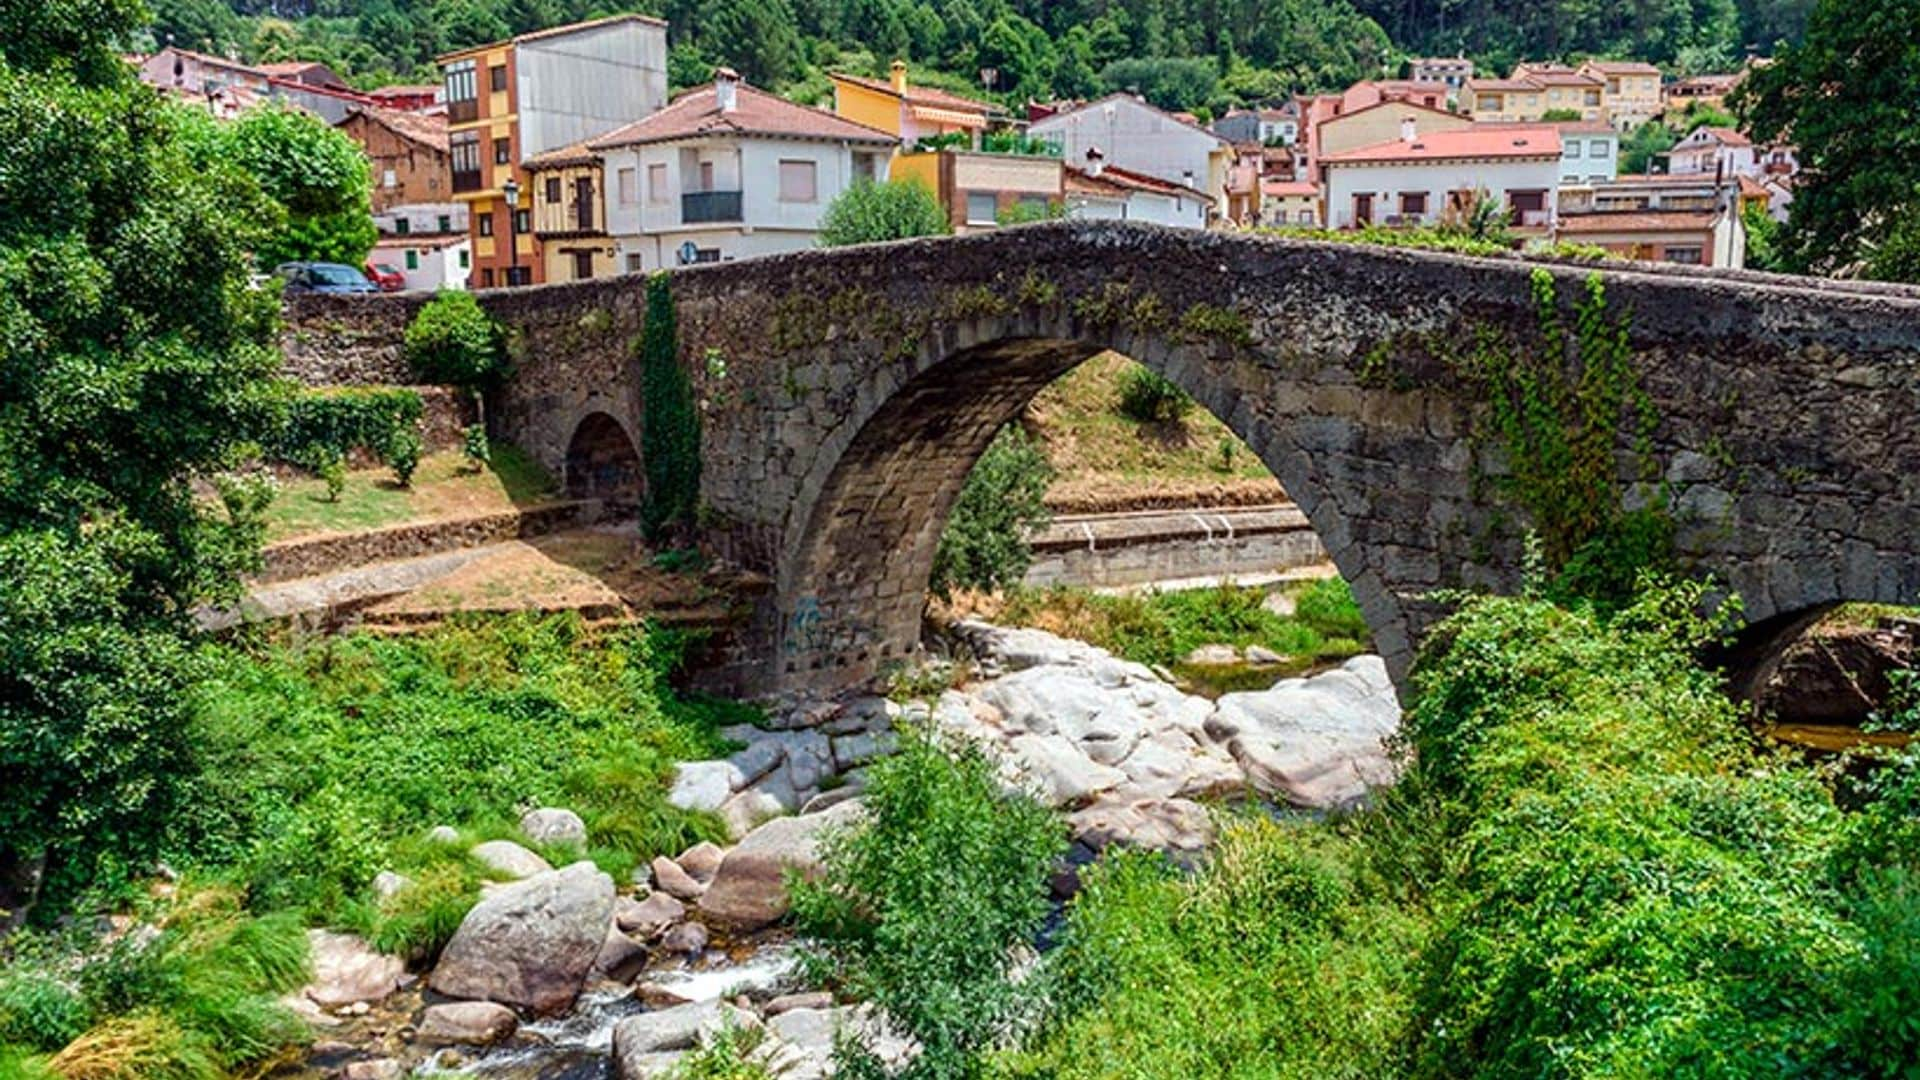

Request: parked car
left=275, top=262, right=379, bottom=294
left=364, top=263, right=406, bottom=292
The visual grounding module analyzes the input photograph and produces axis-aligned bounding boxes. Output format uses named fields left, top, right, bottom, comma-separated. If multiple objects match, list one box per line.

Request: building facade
left=1319, top=124, right=1562, bottom=231
left=1409, top=57, right=1475, bottom=92
left=1260, top=179, right=1320, bottom=227
left=1062, top=154, right=1210, bottom=228
left=830, top=62, right=997, bottom=149
left=596, top=71, right=898, bottom=270
left=1029, top=93, right=1231, bottom=220
left=1578, top=60, right=1663, bottom=130
left=336, top=107, right=450, bottom=212
left=1668, top=127, right=1758, bottom=177
left=1557, top=174, right=1746, bottom=267
left=526, top=143, right=618, bottom=282
left=438, top=14, right=668, bottom=287
left=368, top=235, right=471, bottom=292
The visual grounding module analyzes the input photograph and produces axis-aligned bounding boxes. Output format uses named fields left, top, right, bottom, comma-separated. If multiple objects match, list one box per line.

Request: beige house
left=525, top=142, right=618, bottom=283
left=1315, top=100, right=1471, bottom=162
left=1578, top=61, right=1663, bottom=130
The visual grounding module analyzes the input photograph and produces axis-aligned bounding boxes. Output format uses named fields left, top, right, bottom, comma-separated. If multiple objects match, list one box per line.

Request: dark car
left=364, top=263, right=406, bottom=292
left=275, top=262, right=379, bottom=295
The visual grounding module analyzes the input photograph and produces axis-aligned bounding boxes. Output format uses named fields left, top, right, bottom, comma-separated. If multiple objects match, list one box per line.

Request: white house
left=1029, top=93, right=1231, bottom=221
left=1063, top=151, right=1211, bottom=229
left=374, top=202, right=468, bottom=238
left=590, top=71, right=897, bottom=271
left=368, top=234, right=471, bottom=291
left=1668, top=127, right=1757, bottom=177
left=1319, top=122, right=1563, bottom=230
left=1557, top=173, right=1747, bottom=268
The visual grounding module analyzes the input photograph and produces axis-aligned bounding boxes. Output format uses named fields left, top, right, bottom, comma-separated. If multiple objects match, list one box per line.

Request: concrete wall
left=516, top=20, right=668, bottom=158
left=1024, top=506, right=1329, bottom=589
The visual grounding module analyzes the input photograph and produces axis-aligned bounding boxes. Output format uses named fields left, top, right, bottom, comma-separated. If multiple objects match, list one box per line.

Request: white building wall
left=1323, top=157, right=1562, bottom=228
left=1031, top=97, right=1223, bottom=195
left=517, top=21, right=668, bottom=158
left=371, top=239, right=471, bottom=291
left=1559, top=133, right=1619, bottom=184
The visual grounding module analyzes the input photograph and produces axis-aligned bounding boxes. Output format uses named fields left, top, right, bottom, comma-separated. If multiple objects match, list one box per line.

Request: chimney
left=890, top=59, right=907, bottom=94
left=714, top=67, right=739, bottom=113
left=1085, top=146, right=1105, bottom=178
left=1401, top=115, right=1417, bottom=142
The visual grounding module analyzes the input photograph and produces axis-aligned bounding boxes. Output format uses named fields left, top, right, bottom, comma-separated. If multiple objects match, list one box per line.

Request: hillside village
left=137, top=14, right=1793, bottom=289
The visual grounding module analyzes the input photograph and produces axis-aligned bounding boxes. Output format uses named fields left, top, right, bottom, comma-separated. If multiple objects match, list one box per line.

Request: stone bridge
left=287, top=221, right=1920, bottom=697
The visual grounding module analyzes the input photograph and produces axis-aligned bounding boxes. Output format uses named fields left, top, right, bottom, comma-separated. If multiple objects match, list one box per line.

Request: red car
left=364, top=263, right=405, bottom=292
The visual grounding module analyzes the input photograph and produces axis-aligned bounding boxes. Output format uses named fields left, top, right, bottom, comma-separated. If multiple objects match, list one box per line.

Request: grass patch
left=259, top=444, right=557, bottom=541
left=990, top=578, right=1368, bottom=671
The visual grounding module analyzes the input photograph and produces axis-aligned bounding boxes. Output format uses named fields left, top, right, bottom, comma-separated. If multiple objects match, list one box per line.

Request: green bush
left=0, top=969, right=88, bottom=1054
left=268, top=387, right=424, bottom=473
left=461, top=424, right=492, bottom=470
left=404, top=291, right=505, bottom=391
left=819, top=180, right=952, bottom=247
left=996, top=581, right=1367, bottom=670
left=792, top=729, right=1065, bottom=1077
left=1115, top=366, right=1192, bottom=424
left=1293, top=577, right=1366, bottom=641
left=385, top=428, right=422, bottom=488
left=930, top=425, right=1054, bottom=598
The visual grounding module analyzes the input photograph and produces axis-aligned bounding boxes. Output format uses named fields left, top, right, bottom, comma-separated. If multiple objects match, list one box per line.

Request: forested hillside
left=146, top=0, right=1812, bottom=114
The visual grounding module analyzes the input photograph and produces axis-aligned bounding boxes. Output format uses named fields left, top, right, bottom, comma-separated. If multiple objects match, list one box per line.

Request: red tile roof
left=1583, top=60, right=1662, bottom=76
left=344, top=106, right=449, bottom=153
left=1261, top=180, right=1318, bottom=197
left=1065, top=164, right=1210, bottom=202
left=588, top=82, right=897, bottom=149
left=1557, top=210, right=1718, bottom=233
left=1688, top=126, right=1753, bottom=147
left=1322, top=126, right=1561, bottom=164
left=830, top=72, right=997, bottom=116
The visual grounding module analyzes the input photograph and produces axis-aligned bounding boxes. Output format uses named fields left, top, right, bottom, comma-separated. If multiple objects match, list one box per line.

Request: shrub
left=461, top=424, right=492, bottom=471
left=930, top=425, right=1054, bottom=598
left=791, top=729, right=1065, bottom=1077
left=317, top=455, right=346, bottom=503
left=1293, top=577, right=1367, bottom=641
left=404, top=291, right=505, bottom=391
left=666, top=1021, right=777, bottom=1079
left=384, top=428, right=421, bottom=488
left=268, top=387, right=424, bottom=473
left=639, top=274, right=701, bottom=538
left=1115, top=366, right=1192, bottom=424
left=819, top=180, right=951, bottom=247
left=0, top=969, right=88, bottom=1053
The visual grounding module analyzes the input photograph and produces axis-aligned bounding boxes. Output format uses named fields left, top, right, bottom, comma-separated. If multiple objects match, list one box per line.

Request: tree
left=819, top=179, right=951, bottom=246
left=929, top=424, right=1054, bottom=597
left=1619, top=119, right=1679, bottom=174
left=700, top=0, right=805, bottom=87
left=205, top=105, right=378, bottom=266
left=0, top=3, right=282, bottom=908
left=1738, top=0, right=1920, bottom=278
left=1098, top=56, right=1219, bottom=111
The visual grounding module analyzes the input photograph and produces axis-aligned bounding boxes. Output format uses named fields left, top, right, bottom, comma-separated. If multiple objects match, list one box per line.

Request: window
left=1664, top=245, right=1704, bottom=265
left=1589, top=140, right=1610, bottom=156
left=489, top=64, right=507, bottom=92
left=692, top=247, right=720, bottom=264
left=572, top=250, right=595, bottom=279
left=443, top=59, right=476, bottom=103
left=647, top=163, right=668, bottom=204
left=477, top=211, right=494, bottom=237
left=480, top=267, right=494, bottom=287
left=1399, top=192, right=1428, bottom=216
left=505, top=266, right=531, bottom=286
left=1296, top=209, right=1313, bottom=224
left=437, top=214, right=452, bottom=232
left=698, top=161, right=715, bottom=191
left=545, top=177, right=561, bottom=203
left=493, top=137, right=511, bottom=165
left=513, top=209, right=530, bottom=234
left=626, top=253, right=644, bottom=272
left=778, top=159, right=818, bottom=203
left=966, top=191, right=998, bottom=226
left=1566, top=141, right=1583, bottom=159
left=382, top=168, right=397, bottom=188
left=617, top=167, right=638, bottom=205
left=395, top=217, right=410, bottom=235
left=450, top=131, right=482, bottom=192
left=404, top=250, right=418, bottom=270
left=458, top=249, right=469, bottom=268
left=853, top=152, right=879, bottom=182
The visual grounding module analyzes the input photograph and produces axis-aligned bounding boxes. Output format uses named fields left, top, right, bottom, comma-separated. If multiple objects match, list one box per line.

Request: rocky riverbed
left=287, top=623, right=1403, bottom=1079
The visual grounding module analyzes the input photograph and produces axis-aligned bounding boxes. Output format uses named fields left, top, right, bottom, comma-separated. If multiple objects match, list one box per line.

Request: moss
left=1176, top=302, right=1250, bottom=346
left=1014, top=270, right=1059, bottom=307
left=943, top=285, right=1012, bottom=320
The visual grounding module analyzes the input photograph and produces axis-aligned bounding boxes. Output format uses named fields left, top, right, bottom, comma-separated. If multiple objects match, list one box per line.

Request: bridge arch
left=564, top=410, right=642, bottom=505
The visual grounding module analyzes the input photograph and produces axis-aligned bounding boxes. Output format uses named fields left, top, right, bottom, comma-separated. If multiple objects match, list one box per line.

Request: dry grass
left=46, top=1015, right=215, bottom=1080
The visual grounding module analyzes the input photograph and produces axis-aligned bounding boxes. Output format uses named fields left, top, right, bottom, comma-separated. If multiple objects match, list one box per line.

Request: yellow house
left=525, top=142, right=618, bottom=282
left=1315, top=99, right=1472, bottom=160
left=830, top=61, right=996, bottom=150
left=1578, top=60, right=1664, bottom=131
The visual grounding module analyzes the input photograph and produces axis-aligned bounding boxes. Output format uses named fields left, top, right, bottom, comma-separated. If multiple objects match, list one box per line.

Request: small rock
left=417, top=1001, right=519, bottom=1046
left=1244, top=645, right=1287, bottom=666
left=766, top=991, right=833, bottom=1017
left=830, top=731, right=897, bottom=771
left=520, top=807, right=588, bottom=846
left=675, top=842, right=726, bottom=885
left=1183, top=644, right=1241, bottom=666
left=727, top=739, right=786, bottom=788
left=371, top=871, right=411, bottom=903
left=594, top=926, right=650, bottom=983
left=1262, top=590, right=1298, bottom=617
left=303, top=930, right=404, bottom=1008
left=651, top=855, right=706, bottom=901
left=612, top=1000, right=757, bottom=1060
left=343, top=1060, right=403, bottom=1080
left=668, top=761, right=746, bottom=813
left=660, top=920, right=708, bottom=954
left=427, top=825, right=461, bottom=845
left=347, top=1001, right=371, bottom=1016
left=470, top=840, right=553, bottom=879
left=718, top=789, right=785, bottom=841
left=798, top=782, right=863, bottom=815
left=699, top=800, right=865, bottom=931
left=616, top=891, right=686, bottom=937
left=633, top=981, right=692, bottom=1008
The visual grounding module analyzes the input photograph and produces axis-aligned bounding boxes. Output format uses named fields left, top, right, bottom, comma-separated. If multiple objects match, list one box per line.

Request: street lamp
left=501, top=176, right=520, bottom=287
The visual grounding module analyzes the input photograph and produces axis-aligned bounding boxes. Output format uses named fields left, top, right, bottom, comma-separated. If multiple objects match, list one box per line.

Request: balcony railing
left=451, top=169, right=483, bottom=195
left=447, top=98, right=478, bottom=124
left=682, top=190, right=743, bottom=224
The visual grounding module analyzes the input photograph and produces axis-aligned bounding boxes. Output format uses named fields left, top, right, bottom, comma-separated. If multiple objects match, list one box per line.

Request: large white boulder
left=430, top=861, right=616, bottom=1014
left=1208, top=655, right=1401, bottom=809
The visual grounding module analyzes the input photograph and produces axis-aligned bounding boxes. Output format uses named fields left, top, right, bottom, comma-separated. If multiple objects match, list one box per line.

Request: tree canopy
left=819, top=179, right=951, bottom=247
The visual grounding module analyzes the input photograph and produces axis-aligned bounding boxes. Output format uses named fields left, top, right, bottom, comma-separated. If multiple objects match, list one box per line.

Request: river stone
left=303, top=930, right=404, bottom=1007
left=651, top=855, right=706, bottom=901
left=698, top=800, right=866, bottom=930
left=1245, top=644, right=1287, bottom=666
left=431, top=861, right=615, bottom=1014
left=774, top=730, right=837, bottom=792
left=470, top=840, right=552, bottom=879
left=612, top=1000, right=758, bottom=1060
left=660, top=919, right=708, bottom=954
left=719, top=788, right=787, bottom=840
left=1006, top=733, right=1126, bottom=808
left=371, top=870, right=411, bottom=902
left=830, top=731, right=897, bottom=771
left=676, top=842, right=726, bottom=885
left=766, top=991, right=833, bottom=1017
left=520, top=807, right=588, bottom=846
left=417, top=1001, right=519, bottom=1045
left=669, top=761, right=746, bottom=813
left=1183, top=644, right=1241, bottom=666
left=617, top=891, right=685, bottom=937
left=1209, top=655, right=1400, bottom=810
left=427, top=825, right=460, bottom=845
left=727, top=739, right=785, bottom=788
left=1069, top=796, right=1213, bottom=859
left=594, top=925, right=650, bottom=982
left=343, top=1061, right=403, bottom=1080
